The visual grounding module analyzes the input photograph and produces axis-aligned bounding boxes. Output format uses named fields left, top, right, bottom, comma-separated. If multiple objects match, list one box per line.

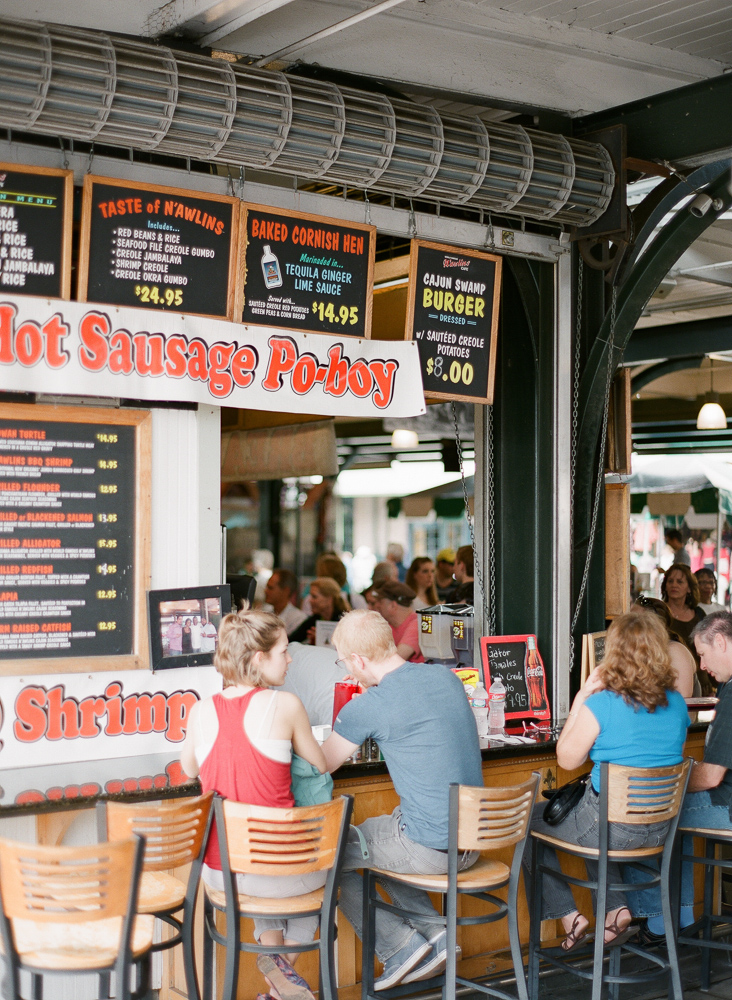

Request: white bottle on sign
left=471, top=682, right=489, bottom=738
left=488, top=675, right=506, bottom=735
left=261, top=245, right=282, bottom=288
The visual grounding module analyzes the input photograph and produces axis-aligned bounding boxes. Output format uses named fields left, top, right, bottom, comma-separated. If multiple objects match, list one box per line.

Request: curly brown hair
left=661, top=564, right=700, bottom=608
left=598, top=611, right=676, bottom=711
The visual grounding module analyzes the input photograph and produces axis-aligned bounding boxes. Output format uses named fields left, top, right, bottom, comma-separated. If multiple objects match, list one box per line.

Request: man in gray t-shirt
left=322, top=610, right=482, bottom=991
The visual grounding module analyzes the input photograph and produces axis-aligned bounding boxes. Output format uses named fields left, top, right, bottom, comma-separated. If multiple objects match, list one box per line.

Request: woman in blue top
left=525, top=611, right=689, bottom=952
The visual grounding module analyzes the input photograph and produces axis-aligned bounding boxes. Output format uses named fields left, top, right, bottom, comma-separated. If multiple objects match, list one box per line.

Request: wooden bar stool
left=676, top=824, right=732, bottom=990
left=97, top=791, right=213, bottom=1000
left=528, top=760, right=690, bottom=1000
left=203, top=793, right=353, bottom=1000
left=361, top=774, right=539, bottom=1000
left=0, top=834, right=153, bottom=1000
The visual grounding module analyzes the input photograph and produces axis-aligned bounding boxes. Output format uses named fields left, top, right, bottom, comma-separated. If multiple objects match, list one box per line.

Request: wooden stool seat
left=138, top=871, right=187, bottom=914
left=370, top=856, right=510, bottom=892
left=678, top=826, right=732, bottom=839
left=205, top=883, right=325, bottom=915
left=9, top=912, right=154, bottom=971
left=532, top=830, right=664, bottom=859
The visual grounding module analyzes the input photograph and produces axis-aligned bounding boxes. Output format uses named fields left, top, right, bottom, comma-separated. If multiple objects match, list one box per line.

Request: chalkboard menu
left=480, top=633, right=550, bottom=721
left=242, top=204, right=375, bottom=338
left=0, top=163, right=73, bottom=299
left=405, top=240, right=502, bottom=404
left=0, top=404, right=151, bottom=675
left=78, top=176, right=242, bottom=320
left=581, top=630, right=607, bottom=683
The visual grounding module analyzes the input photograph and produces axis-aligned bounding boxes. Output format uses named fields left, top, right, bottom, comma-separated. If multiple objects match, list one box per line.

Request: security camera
left=690, top=193, right=713, bottom=217
left=689, top=193, right=725, bottom=218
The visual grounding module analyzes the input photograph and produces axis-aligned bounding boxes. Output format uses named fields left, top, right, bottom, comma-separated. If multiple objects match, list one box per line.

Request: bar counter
left=0, top=725, right=709, bottom=1000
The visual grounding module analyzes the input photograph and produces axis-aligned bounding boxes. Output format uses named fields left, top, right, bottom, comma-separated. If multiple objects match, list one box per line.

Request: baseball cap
left=437, top=548, right=456, bottom=564
left=375, top=581, right=416, bottom=607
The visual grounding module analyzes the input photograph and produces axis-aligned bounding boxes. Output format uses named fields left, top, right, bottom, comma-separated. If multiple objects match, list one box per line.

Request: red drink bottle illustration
left=525, top=636, right=548, bottom=715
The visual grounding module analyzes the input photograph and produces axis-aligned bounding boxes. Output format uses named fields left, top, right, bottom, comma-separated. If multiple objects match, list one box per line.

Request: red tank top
left=200, top=689, right=294, bottom=869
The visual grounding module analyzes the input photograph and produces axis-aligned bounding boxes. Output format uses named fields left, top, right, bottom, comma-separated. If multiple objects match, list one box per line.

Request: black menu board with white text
left=405, top=239, right=502, bottom=404
left=78, top=176, right=242, bottom=320
left=0, top=163, right=73, bottom=299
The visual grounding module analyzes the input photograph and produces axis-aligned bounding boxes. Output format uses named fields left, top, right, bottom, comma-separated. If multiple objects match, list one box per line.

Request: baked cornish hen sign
left=0, top=295, right=425, bottom=419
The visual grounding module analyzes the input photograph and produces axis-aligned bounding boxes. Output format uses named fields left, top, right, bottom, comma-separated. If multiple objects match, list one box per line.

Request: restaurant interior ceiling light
left=697, top=395, right=727, bottom=430
left=391, top=429, right=419, bottom=449
left=697, top=359, right=728, bottom=430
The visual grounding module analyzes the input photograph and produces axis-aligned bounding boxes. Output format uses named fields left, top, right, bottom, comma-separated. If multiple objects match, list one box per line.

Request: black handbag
left=541, top=774, right=590, bottom=826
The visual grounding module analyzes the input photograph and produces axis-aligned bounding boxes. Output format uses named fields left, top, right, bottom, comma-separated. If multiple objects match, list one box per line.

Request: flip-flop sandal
left=256, top=955, right=315, bottom=1000
left=604, top=908, right=637, bottom=949
left=561, top=913, right=590, bottom=953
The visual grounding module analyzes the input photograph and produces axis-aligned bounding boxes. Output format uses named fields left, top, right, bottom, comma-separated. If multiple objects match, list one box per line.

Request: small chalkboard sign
left=405, top=239, right=502, bottom=404
left=242, top=203, right=375, bottom=338
left=581, top=630, right=607, bottom=684
left=0, top=163, right=73, bottom=299
left=78, top=175, right=242, bottom=320
left=480, top=633, right=550, bottom=721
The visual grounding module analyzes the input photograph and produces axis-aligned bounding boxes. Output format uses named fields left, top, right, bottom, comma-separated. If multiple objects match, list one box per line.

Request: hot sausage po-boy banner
left=0, top=295, right=426, bottom=418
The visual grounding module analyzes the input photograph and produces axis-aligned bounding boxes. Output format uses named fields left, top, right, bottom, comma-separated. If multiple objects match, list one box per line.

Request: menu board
left=242, top=204, right=375, bottom=338
left=0, top=404, right=151, bottom=675
left=581, top=630, right=607, bottom=684
left=0, top=163, right=73, bottom=299
left=78, top=176, right=242, bottom=320
left=480, top=633, right=550, bottom=721
left=405, top=240, right=502, bottom=404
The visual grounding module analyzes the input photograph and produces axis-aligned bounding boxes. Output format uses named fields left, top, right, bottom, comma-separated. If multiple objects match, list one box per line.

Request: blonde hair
left=311, top=577, right=350, bottom=616
left=214, top=607, right=285, bottom=686
left=332, top=609, right=396, bottom=661
left=598, top=611, right=676, bottom=711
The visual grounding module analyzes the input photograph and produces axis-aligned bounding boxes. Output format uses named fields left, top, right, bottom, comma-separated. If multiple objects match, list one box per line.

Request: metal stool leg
left=527, top=837, right=543, bottom=1000
left=320, top=909, right=338, bottom=1000
left=661, top=844, right=684, bottom=1000
left=592, top=855, right=608, bottom=1000
left=362, top=871, right=377, bottom=1000
left=701, top=838, right=716, bottom=992
left=202, top=895, right=215, bottom=1000
left=608, top=945, right=621, bottom=1000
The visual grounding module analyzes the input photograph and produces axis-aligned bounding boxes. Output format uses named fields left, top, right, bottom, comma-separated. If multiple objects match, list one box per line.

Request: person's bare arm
left=282, top=692, right=327, bottom=773
left=180, top=700, right=201, bottom=779
left=396, top=642, right=417, bottom=661
left=556, top=667, right=602, bottom=771
left=322, top=731, right=359, bottom=773
left=669, top=642, right=696, bottom=699
left=688, top=761, right=727, bottom=792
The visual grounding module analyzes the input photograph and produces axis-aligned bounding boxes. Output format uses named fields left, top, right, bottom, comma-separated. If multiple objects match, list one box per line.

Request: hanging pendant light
left=391, top=429, right=419, bottom=449
left=697, top=359, right=728, bottom=430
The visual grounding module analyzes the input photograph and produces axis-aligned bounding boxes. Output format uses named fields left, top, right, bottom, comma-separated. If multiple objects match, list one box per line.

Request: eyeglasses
left=335, top=657, right=350, bottom=670
left=635, top=595, right=654, bottom=607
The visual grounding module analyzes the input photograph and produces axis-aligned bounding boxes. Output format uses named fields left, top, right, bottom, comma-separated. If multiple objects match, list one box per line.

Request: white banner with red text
left=0, top=296, right=426, bottom=417
left=0, top=665, right=222, bottom=771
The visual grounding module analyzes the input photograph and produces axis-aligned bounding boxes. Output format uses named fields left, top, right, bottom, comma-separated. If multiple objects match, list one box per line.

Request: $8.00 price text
left=425, top=356, right=475, bottom=386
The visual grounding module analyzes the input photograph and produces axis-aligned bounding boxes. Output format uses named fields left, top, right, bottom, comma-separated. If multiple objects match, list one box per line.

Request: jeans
left=626, top=790, right=732, bottom=921
left=522, top=785, right=669, bottom=920
left=338, top=806, right=478, bottom=963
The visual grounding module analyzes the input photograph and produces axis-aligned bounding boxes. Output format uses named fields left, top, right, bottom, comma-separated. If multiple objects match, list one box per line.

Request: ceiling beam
left=575, top=72, right=732, bottom=166
left=180, top=0, right=300, bottom=45
left=625, top=314, right=732, bottom=364
left=630, top=356, right=703, bottom=394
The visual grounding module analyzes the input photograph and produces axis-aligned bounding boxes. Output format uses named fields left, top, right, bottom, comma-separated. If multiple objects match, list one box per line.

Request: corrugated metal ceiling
left=495, top=0, right=732, bottom=60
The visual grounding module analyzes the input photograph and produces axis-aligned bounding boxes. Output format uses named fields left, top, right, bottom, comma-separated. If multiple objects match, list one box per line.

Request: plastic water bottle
left=488, top=676, right=506, bottom=735
left=471, top=682, right=489, bottom=738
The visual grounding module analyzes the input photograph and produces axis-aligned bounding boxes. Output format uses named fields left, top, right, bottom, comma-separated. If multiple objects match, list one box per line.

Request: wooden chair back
left=0, top=836, right=143, bottom=924
left=101, top=792, right=213, bottom=872
left=218, top=797, right=347, bottom=876
left=606, top=760, right=691, bottom=825
left=456, top=774, right=539, bottom=852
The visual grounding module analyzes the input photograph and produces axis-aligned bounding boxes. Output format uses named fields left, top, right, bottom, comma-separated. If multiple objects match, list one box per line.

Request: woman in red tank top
left=181, top=609, right=327, bottom=1000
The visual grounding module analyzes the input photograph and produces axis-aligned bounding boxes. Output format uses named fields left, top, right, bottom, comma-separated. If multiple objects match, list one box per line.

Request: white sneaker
left=401, top=932, right=461, bottom=984
left=374, top=934, right=431, bottom=991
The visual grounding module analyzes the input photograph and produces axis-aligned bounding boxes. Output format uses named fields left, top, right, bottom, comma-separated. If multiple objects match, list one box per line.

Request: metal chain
left=486, top=403, right=496, bottom=634
left=568, top=256, right=584, bottom=668
left=571, top=284, right=618, bottom=635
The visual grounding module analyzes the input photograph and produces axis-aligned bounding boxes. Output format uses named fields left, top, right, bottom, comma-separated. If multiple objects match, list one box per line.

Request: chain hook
left=58, top=137, right=69, bottom=171
left=408, top=199, right=417, bottom=238
left=483, top=214, right=495, bottom=250
left=86, top=142, right=94, bottom=175
left=364, top=189, right=372, bottom=227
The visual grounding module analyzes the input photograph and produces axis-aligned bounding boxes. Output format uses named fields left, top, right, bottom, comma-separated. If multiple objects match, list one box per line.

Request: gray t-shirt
left=334, top=662, right=483, bottom=848
left=705, top=680, right=732, bottom=812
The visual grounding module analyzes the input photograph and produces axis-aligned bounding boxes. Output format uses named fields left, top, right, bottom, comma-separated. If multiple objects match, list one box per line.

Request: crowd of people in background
left=243, top=543, right=476, bottom=661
